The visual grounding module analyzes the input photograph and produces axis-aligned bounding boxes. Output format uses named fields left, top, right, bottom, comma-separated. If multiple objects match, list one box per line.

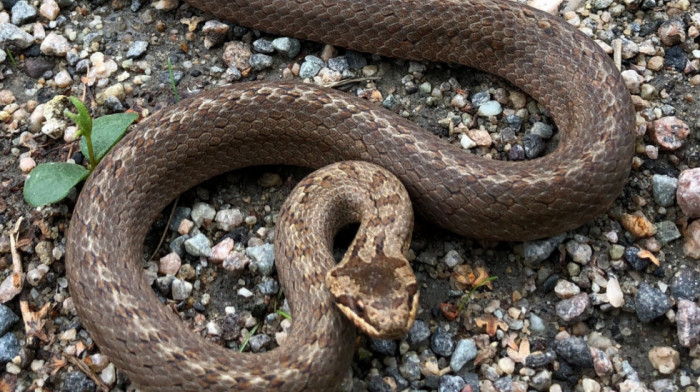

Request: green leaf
left=23, top=163, right=90, bottom=207
left=66, top=97, right=92, bottom=136
left=80, top=112, right=138, bottom=162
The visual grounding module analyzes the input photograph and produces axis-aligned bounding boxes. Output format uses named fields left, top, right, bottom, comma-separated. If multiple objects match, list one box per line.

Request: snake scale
left=65, top=0, right=635, bottom=390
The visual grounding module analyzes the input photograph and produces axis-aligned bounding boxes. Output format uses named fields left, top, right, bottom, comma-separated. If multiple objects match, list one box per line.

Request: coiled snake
left=65, top=0, right=635, bottom=390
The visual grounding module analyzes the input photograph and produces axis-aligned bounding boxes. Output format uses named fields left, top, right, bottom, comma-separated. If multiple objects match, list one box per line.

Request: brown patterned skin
left=65, top=0, right=635, bottom=390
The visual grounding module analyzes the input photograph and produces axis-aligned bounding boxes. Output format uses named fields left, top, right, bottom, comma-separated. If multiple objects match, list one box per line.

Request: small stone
left=0, top=305, right=19, bottom=336
left=215, top=208, right=244, bottom=231
left=126, top=41, right=148, bottom=59
left=621, top=70, right=643, bottom=94
left=498, top=357, right=515, bottom=374
left=61, top=372, right=96, bottom=392
left=202, top=20, right=229, bottom=49
left=438, top=375, right=465, bottom=392
left=40, top=0, right=60, bottom=21
left=590, top=348, right=613, bottom=377
left=408, top=319, right=431, bottom=347
left=450, top=339, right=477, bottom=371
left=683, top=220, right=700, bottom=259
left=210, top=238, right=234, bottom=263
left=19, top=156, right=36, bottom=173
left=565, top=240, right=592, bottom=264
left=430, top=329, right=455, bottom=357
left=177, top=219, right=193, bottom=235
left=650, top=116, right=690, bottom=150
left=582, top=378, right=601, bottom=392
left=652, top=174, right=678, bottom=207
left=222, top=41, right=252, bottom=71
left=369, top=339, right=397, bottom=356
left=670, top=269, right=699, bottom=300
left=555, top=292, right=592, bottom=323
left=677, top=299, right=700, bottom=347
left=606, top=277, right=624, bottom=307
left=530, top=122, right=554, bottom=139
left=246, top=244, right=275, bottom=275
left=477, top=101, right=502, bottom=117
left=624, top=247, right=648, bottom=271
left=658, top=19, right=686, bottom=46
left=648, top=346, right=680, bottom=374
left=191, top=202, right=216, bottom=228
left=40, top=32, right=71, bottom=56
left=529, top=313, right=547, bottom=334
left=620, top=213, right=657, bottom=238
left=327, top=57, right=348, bottom=72
left=0, top=22, right=34, bottom=50
left=252, top=38, right=274, bottom=53
left=609, top=244, right=625, bottom=259
left=523, top=133, right=545, bottom=158
left=399, top=352, right=421, bottom=381
left=554, top=279, right=581, bottom=299
left=678, top=169, right=700, bottom=217
left=554, top=337, right=593, bottom=367
left=299, top=55, right=323, bottom=78
left=655, top=221, right=681, bottom=245
left=171, top=278, right=193, bottom=300
left=459, top=134, right=477, bottom=149
left=159, top=252, right=181, bottom=275
left=248, top=334, right=271, bottom=352
left=443, top=250, right=463, bottom=268
left=648, top=56, right=665, bottom=71
left=508, top=144, right=525, bottom=160
left=518, top=235, right=565, bottom=264
left=635, top=282, right=671, bottom=323
left=530, top=369, right=552, bottom=391
left=249, top=53, right=273, bottom=70
left=11, top=1, right=37, bottom=25
left=100, top=363, right=116, bottom=385
left=184, top=233, right=212, bottom=258
left=0, top=333, right=20, bottom=363
left=222, top=252, right=250, bottom=272
left=169, top=207, right=192, bottom=232
left=271, top=37, right=300, bottom=58
left=526, top=351, right=556, bottom=368
left=382, top=94, right=399, bottom=110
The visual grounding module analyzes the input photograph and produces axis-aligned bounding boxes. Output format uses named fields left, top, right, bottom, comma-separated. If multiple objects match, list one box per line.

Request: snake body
left=65, top=0, right=635, bottom=390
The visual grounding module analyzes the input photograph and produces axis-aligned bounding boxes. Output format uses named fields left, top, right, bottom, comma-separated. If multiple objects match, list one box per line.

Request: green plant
left=23, top=97, right=138, bottom=207
left=238, top=324, right=259, bottom=352
left=457, top=275, right=498, bottom=313
left=168, top=58, right=180, bottom=102
left=6, top=49, right=17, bottom=67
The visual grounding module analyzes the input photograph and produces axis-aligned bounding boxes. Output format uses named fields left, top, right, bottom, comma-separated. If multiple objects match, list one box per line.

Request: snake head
left=326, top=251, right=419, bottom=339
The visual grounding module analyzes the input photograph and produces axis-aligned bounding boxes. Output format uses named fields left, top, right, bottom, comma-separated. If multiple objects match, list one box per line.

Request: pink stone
left=158, top=252, right=181, bottom=276
left=678, top=168, right=700, bottom=217
left=650, top=116, right=690, bottom=150
left=210, top=237, right=234, bottom=263
left=683, top=220, right=700, bottom=259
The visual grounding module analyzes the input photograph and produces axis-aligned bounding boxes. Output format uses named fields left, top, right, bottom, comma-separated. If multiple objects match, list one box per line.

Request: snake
left=64, top=0, right=635, bottom=390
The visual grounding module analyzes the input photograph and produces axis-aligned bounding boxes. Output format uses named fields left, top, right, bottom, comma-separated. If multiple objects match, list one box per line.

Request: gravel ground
left=1, top=0, right=700, bottom=391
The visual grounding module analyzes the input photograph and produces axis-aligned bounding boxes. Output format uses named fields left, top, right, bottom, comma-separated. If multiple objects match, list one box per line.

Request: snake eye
left=355, top=300, right=365, bottom=315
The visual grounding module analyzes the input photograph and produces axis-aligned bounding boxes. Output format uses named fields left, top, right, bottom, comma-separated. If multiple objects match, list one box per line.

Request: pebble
left=635, top=282, right=671, bottom=323
left=126, top=41, right=148, bottom=59
left=399, top=352, right=421, bottom=381
left=650, top=116, right=689, bottom=150
left=171, top=278, right=193, bottom=300
left=210, top=237, right=234, bottom=263
left=245, top=244, right=275, bottom=275
left=256, top=278, right=278, bottom=295
left=249, top=334, right=271, bottom=352
left=657, top=18, right=686, bottom=46
left=554, top=337, right=593, bottom=367
left=184, top=233, right=212, bottom=257
left=530, top=122, right=553, bottom=139
left=684, top=220, right=700, bottom=259
left=191, top=202, right=216, bottom=227
left=202, top=20, right=229, bottom=49
left=590, top=348, right=613, bottom=377
left=370, top=339, right=397, bottom=356
left=556, top=293, right=591, bottom=323
left=237, top=287, right=253, bottom=298
left=215, top=208, right=244, bottom=231
left=677, top=299, right=700, bottom=347
left=430, top=328, right=455, bottom=357
left=460, top=134, right=477, bottom=149
left=249, top=53, right=273, bottom=70
left=477, top=101, right=502, bottom=117
left=0, top=333, right=20, bottom=363
left=408, top=319, right=431, bottom=348
left=60, top=372, right=96, bottom=392
left=271, top=37, right=300, bottom=58
left=582, top=378, right=601, bottom=392
left=655, top=221, right=681, bottom=245
left=648, top=346, right=680, bottom=374
left=169, top=207, right=192, bottom=232
left=678, top=168, right=700, bottom=217
left=38, top=0, right=59, bottom=20
left=623, top=247, right=648, bottom=271
left=252, top=38, right=274, bottom=54
left=529, top=313, right=547, bottom=334
left=621, top=213, right=657, bottom=238
left=327, top=56, right=348, bottom=72
left=670, top=269, right=699, bottom=300
left=651, top=174, right=678, bottom=207
left=223, top=252, right=250, bottom=272
left=222, top=41, right=252, bottom=71
left=158, top=252, right=181, bottom=275
left=518, top=235, right=565, bottom=264
left=0, top=305, right=19, bottom=336
left=554, top=279, right=580, bottom=299
left=450, top=339, right=477, bottom=371
left=299, top=55, right=323, bottom=78
left=443, top=250, right=463, bottom=268
left=651, top=379, right=677, bottom=392
left=0, top=23, right=32, bottom=50
left=508, top=144, right=525, bottom=160
left=565, top=240, right=592, bottom=264
left=621, top=70, right=643, bottom=94
left=439, top=375, right=465, bottom=392
left=530, top=369, right=552, bottom=390
left=40, top=32, right=71, bottom=56
left=606, top=277, right=624, bottom=307
left=523, top=133, right=545, bottom=158
left=11, top=0, right=37, bottom=25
